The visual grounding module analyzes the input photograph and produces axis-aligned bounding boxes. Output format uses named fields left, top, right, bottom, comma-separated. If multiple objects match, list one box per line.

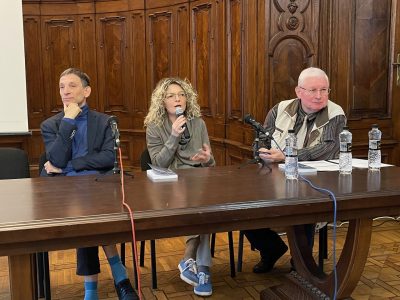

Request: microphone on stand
left=108, top=115, right=121, bottom=175
left=108, top=115, right=120, bottom=147
left=175, top=107, right=190, bottom=139
left=244, top=114, right=269, bottom=136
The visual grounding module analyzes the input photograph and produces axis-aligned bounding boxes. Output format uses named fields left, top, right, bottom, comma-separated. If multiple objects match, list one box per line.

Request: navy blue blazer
left=40, top=109, right=114, bottom=175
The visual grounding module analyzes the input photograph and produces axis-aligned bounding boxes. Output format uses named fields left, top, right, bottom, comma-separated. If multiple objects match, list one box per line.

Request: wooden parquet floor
left=1, top=219, right=400, bottom=299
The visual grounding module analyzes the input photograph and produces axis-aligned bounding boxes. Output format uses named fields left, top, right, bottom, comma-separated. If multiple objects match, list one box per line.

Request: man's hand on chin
left=64, top=103, right=82, bottom=119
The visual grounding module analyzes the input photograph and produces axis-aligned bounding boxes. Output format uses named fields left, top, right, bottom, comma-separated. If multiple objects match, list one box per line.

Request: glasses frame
left=165, top=92, right=187, bottom=101
left=298, top=86, right=331, bottom=96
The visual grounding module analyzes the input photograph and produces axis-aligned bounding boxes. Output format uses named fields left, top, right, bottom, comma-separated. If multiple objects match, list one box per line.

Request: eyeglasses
left=165, top=92, right=186, bottom=100
left=299, top=87, right=331, bottom=96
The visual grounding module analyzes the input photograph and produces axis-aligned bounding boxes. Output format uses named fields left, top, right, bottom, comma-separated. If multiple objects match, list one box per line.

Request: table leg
left=8, top=254, right=36, bottom=300
left=261, top=218, right=373, bottom=299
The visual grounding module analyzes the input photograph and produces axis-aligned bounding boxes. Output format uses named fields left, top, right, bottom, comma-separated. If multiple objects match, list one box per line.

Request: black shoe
left=253, top=243, right=288, bottom=273
left=115, top=279, right=139, bottom=300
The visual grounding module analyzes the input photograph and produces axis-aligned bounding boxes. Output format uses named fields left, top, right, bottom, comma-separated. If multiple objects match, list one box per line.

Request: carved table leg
left=261, top=218, right=373, bottom=299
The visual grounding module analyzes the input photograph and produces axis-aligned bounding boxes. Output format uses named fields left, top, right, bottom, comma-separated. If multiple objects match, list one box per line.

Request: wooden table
left=1, top=164, right=399, bottom=299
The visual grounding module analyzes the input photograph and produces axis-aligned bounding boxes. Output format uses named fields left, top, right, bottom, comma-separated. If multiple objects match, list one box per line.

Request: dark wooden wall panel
left=97, top=14, right=131, bottom=113
left=42, top=17, right=79, bottom=113
left=130, top=10, right=147, bottom=127
left=3, top=0, right=399, bottom=171
left=23, top=16, right=45, bottom=129
left=78, top=14, right=98, bottom=109
left=191, top=1, right=215, bottom=121
left=352, top=0, right=391, bottom=117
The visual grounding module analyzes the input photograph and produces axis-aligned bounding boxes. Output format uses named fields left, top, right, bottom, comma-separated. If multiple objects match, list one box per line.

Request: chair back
left=0, top=147, right=30, bottom=179
left=140, top=149, right=152, bottom=171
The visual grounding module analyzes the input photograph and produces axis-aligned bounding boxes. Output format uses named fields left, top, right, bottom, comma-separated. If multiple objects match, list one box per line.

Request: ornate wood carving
left=267, top=0, right=319, bottom=107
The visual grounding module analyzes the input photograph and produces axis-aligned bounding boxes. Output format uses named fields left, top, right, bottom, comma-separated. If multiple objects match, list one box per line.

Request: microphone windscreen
left=108, top=115, right=118, bottom=124
left=244, top=114, right=253, bottom=124
left=175, top=107, right=184, bottom=117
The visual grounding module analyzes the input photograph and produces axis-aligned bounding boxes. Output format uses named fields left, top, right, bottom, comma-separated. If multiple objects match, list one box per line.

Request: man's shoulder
left=88, top=109, right=111, bottom=122
left=41, top=112, right=63, bottom=128
left=327, top=100, right=345, bottom=115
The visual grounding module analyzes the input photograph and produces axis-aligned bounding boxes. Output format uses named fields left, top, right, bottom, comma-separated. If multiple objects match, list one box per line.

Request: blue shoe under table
left=194, top=271, right=212, bottom=296
left=178, top=258, right=199, bottom=287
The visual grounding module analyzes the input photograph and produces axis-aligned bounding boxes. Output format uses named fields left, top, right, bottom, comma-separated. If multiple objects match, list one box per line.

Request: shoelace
left=197, top=272, right=209, bottom=284
left=183, top=258, right=198, bottom=274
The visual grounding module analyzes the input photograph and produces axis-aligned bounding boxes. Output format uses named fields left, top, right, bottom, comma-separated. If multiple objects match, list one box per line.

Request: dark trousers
left=76, top=246, right=101, bottom=276
left=243, top=224, right=315, bottom=258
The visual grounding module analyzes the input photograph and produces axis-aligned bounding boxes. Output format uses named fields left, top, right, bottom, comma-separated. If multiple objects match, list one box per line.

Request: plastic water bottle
left=339, top=126, right=352, bottom=174
left=285, top=129, right=298, bottom=180
left=368, top=124, right=381, bottom=170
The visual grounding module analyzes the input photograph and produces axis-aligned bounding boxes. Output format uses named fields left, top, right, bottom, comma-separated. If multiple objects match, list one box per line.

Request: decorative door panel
left=41, top=17, right=79, bottom=113
left=96, top=14, right=131, bottom=115
left=227, top=0, right=243, bottom=121
left=146, top=3, right=190, bottom=93
left=266, top=0, right=319, bottom=108
left=77, top=14, right=98, bottom=110
left=190, top=1, right=215, bottom=117
left=23, top=15, right=45, bottom=129
left=130, top=11, right=147, bottom=120
left=191, top=0, right=225, bottom=140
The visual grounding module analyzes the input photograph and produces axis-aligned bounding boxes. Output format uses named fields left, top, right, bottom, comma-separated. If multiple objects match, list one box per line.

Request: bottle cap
left=288, top=129, right=295, bottom=133
left=343, top=126, right=349, bottom=130
left=372, top=124, right=379, bottom=128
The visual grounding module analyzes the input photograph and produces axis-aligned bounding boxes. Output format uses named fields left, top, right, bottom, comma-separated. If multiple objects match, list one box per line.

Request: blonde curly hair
left=144, top=77, right=201, bottom=127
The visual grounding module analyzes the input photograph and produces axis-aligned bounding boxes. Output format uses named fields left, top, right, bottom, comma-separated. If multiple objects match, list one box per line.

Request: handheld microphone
left=175, top=107, right=190, bottom=139
left=244, top=114, right=269, bottom=135
left=108, top=115, right=120, bottom=147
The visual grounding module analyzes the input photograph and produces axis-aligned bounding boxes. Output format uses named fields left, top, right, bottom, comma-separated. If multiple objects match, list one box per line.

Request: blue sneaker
left=178, top=258, right=199, bottom=286
left=194, top=271, right=212, bottom=296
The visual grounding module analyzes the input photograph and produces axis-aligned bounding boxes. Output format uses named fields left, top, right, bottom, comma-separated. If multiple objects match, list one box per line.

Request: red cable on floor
left=118, top=147, right=142, bottom=300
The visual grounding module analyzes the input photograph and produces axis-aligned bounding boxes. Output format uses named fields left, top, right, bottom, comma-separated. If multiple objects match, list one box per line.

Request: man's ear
left=84, top=86, right=92, bottom=98
left=294, top=86, right=301, bottom=99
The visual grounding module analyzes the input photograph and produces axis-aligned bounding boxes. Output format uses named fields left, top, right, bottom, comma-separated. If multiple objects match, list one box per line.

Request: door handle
left=393, top=53, right=400, bottom=87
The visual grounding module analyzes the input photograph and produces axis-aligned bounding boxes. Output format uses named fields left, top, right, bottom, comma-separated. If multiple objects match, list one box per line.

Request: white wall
left=0, top=2, right=29, bottom=134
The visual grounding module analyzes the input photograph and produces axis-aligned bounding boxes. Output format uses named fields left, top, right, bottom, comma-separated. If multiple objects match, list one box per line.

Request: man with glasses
left=243, top=67, right=346, bottom=273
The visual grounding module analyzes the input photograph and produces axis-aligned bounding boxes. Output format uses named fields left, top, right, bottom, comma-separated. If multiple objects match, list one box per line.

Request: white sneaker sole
left=194, top=289, right=212, bottom=297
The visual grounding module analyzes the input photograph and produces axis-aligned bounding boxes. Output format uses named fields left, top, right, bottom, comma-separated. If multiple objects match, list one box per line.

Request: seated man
left=40, top=67, right=138, bottom=300
left=244, top=67, right=346, bottom=273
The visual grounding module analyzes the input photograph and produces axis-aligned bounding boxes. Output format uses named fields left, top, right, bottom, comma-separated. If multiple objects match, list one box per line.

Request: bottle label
left=286, top=147, right=297, bottom=157
left=340, top=142, right=352, bottom=153
left=369, top=140, right=380, bottom=150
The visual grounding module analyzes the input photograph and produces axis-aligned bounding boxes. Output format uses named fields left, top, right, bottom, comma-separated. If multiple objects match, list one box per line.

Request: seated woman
left=144, top=77, right=215, bottom=296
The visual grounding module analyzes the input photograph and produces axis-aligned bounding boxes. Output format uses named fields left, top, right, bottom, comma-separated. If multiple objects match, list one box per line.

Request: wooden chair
left=132, top=149, right=158, bottom=289
left=0, top=149, right=48, bottom=297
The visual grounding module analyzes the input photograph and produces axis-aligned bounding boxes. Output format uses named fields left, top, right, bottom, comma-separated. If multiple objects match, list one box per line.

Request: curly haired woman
left=144, top=77, right=215, bottom=296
